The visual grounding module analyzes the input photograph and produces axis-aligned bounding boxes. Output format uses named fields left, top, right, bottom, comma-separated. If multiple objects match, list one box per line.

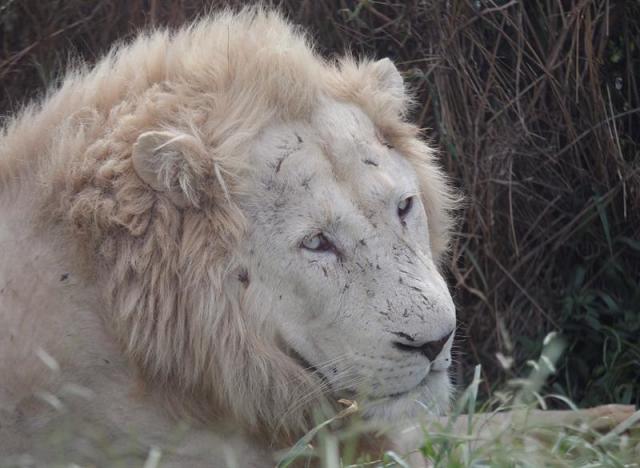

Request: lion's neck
left=0, top=194, right=116, bottom=442
left=0, top=196, right=276, bottom=462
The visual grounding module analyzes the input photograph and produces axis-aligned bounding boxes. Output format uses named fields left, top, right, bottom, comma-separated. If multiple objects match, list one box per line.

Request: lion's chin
left=358, top=370, right=452, bottom=424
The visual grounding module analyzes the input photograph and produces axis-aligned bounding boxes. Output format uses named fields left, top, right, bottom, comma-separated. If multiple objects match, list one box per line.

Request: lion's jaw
left=238, top=97, right=456, bottom=423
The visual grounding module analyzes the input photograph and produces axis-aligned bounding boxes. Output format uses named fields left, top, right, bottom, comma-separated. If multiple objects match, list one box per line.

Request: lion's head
left=235, top=94, right=457, bottom=422
left=36, top=8, right=457, bottom=441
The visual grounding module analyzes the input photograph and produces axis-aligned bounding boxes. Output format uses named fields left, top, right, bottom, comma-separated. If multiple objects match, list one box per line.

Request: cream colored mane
left=0, top=8, right=456, bottom=442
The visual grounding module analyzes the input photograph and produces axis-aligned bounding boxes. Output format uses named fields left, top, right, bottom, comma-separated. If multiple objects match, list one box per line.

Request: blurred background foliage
left=1, top=0, right=638, bottom=408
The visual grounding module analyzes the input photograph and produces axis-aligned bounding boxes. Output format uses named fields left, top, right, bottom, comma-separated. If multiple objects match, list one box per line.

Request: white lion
left=0, top=7, right=633, bottom=467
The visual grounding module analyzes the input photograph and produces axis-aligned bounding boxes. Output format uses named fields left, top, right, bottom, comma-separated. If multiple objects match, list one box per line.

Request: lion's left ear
left=370, top=58, right=405, bottom=100
left=132, top=130, right=208, bottom=207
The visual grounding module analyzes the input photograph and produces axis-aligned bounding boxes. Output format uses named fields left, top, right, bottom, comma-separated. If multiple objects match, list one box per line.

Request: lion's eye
left=397, top=196, right=414, bottom=219
left=301, top=233, right=334, bottom=252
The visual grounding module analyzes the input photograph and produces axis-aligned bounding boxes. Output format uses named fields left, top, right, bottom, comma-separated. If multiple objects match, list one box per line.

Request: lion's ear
left=371, top=58, right=405, bottom=100
left=132, top=130, right=207, bottom=207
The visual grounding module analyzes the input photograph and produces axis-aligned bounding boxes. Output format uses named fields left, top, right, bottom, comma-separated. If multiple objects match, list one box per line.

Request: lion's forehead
left=250, top=99, right=418, bottom=212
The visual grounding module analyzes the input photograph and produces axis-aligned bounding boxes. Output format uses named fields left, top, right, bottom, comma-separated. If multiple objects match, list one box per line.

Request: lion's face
left=239, top=97, right=456, bottom=420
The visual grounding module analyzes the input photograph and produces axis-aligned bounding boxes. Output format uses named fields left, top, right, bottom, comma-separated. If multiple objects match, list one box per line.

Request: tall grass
left=275, top=334, right=640, bottom=467
left=2, top=334, right=637, bottom=466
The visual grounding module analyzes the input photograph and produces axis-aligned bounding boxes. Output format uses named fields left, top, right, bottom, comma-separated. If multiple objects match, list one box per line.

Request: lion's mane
left=0, top=8, right=456, bottom=440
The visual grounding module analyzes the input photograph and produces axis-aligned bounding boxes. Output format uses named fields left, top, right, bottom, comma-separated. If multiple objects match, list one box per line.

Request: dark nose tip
left=392, top=330, right=454, bottom=361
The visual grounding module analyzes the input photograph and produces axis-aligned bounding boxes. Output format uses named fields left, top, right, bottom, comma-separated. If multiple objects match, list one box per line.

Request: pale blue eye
left=301, top=233, right=335, bottom=253
left=302, top=235, right=322, bottom=250
left=398, top=196, right=414, bottom=219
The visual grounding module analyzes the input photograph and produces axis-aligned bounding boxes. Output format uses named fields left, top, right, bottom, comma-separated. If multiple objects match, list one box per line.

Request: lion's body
left=0, top=9, right=459, bottom=465
left=0, top=202, right=266, bottom=464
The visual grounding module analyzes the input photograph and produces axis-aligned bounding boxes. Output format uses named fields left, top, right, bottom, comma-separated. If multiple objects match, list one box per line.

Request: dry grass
left=1, top=0, right=638, bottom=407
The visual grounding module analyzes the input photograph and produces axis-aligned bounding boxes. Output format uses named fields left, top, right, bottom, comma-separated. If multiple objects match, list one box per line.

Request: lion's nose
left=392, top=330, right=454, bottom=361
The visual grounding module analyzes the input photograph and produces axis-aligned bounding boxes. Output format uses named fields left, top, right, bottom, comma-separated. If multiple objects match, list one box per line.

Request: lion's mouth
left=366, top=367, right=451, bottom=403
left=287, top=344, right=444, bottom=404
left=287, top=345, right=335, bottom=393
left=375, top=373, right=432, bottom=400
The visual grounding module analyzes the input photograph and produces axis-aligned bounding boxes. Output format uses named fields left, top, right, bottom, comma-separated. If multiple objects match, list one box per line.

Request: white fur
left=241, top=98, right=456, bottom=422
left=0, top=8, right=458, bottom=466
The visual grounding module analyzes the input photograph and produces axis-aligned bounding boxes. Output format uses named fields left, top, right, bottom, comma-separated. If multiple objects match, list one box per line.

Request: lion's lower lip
left=334, top=367, right=448, bottom=401
left=376, top=371, right=440, bottom=400
left=336, top=367, right=447, bottom=401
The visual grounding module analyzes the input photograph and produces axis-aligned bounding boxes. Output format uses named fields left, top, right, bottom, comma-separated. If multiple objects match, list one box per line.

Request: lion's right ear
left=132, top=130, right=207, bottom=207
left=370, top=58, right=405, bottom=101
